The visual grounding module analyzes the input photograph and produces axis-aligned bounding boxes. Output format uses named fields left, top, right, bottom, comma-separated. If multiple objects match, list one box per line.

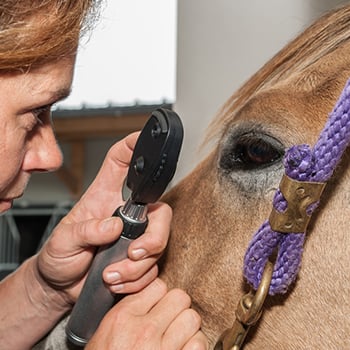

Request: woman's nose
left=22, top=124, right=63, bottom=173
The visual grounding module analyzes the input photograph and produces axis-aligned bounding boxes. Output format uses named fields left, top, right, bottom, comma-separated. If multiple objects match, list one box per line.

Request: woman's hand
left=36, top=132, right=172, bottom=304
left=86, top=279, right=209, bottom=350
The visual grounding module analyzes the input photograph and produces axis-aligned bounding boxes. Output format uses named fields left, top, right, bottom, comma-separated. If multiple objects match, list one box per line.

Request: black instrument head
left=126, top=108, right=183, bottom=204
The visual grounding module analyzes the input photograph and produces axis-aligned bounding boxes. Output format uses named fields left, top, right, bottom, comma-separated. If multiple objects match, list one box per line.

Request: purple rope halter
left=243, top=78, right=350, bottom=295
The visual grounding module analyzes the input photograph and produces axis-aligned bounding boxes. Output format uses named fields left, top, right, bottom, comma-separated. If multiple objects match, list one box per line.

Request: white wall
left=173, top=0, right=349, bottom=183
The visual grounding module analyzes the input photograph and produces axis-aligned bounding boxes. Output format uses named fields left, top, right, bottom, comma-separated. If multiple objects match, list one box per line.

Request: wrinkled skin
left=160, top=7, right=350, bottom=350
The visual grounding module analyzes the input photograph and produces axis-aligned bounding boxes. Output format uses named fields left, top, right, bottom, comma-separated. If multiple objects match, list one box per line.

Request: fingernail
left=99, top=218, right=115, bottom=233
left=131, top=248, right=147, bottom=259
left=111, top=284, right=124, bottom=293
left=106, top=271, right=121, bottom=283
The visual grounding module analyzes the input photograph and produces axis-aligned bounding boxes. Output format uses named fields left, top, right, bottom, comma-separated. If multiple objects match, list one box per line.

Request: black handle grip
left=66, top=207, right=148, bottom=346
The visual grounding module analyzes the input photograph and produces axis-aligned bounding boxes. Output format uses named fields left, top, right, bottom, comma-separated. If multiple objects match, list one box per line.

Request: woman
left=0, top=1, right=207, bottom=349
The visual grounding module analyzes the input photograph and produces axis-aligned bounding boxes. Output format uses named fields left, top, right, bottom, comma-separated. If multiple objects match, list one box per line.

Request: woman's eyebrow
left=50, top=87, right=72, bottom=103
left=37, top=87, right=72, bottom=106
left=18, top=87, right=72, bottom=115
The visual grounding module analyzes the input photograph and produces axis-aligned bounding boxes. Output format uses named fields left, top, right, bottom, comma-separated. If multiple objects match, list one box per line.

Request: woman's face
left=0, top=57, right=75, bottom=212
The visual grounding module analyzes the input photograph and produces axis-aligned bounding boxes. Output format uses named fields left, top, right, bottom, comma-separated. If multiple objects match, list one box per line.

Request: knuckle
left=189, top=334, right=209, bottom=350
left=73, top=221, right=87, bottom=241
left=171, top=288, right=191, bottom=307
left=105, top=302, right=129, bottom=324
left=149, top=201, right=173, bottom=223
left=119, top=260, right=136, bottom=278
left=151, top=235, right=166, bottom=251
left=187, top=309, right=202, bottom=329
left=160, top=202, right=173, bottom=218
left=153, top=278, right=168, bottom=294
left=140, top=320, right=159, bottom=340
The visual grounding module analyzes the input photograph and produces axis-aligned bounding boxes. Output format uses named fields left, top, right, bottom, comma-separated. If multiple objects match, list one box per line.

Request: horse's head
left=160, top=5, right=350, bottom=349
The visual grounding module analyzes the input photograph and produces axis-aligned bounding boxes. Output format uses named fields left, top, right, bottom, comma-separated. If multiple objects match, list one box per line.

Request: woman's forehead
left=0, top=57, right=75, bottom=110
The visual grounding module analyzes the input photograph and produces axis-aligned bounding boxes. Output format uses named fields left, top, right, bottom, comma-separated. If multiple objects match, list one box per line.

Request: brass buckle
left=214, top=261, right=273, bottom=350
left=269, top=174, right=326, bottom=233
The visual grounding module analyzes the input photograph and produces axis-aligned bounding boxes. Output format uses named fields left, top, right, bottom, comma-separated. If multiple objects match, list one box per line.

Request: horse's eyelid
left=219, top=132, right=284, bottom=172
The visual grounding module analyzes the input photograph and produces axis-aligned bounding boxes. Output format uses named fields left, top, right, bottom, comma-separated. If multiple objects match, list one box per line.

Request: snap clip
left=269, top=174, right=326, bottom=233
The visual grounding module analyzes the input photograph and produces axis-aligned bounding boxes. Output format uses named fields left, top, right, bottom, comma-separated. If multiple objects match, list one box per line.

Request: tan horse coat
left=161, top=5, right=350, bottom=349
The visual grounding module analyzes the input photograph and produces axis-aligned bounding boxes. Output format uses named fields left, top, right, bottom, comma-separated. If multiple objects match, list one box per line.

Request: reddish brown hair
left=0, top=0, right=103, bottom=71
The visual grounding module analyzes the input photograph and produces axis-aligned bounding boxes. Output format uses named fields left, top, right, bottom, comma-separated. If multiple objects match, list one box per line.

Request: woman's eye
left=31, top=104, right=51, bottom=119
left=29, top=105, right=53, bottom=129
left=220, top=133, right=284, bottom=171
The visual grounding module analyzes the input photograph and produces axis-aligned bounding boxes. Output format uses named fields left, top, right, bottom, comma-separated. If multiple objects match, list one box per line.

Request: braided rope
left=243, top=78, right=350, bottom=295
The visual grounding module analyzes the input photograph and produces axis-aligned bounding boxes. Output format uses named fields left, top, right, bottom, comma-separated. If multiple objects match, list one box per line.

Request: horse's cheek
left=160, top=155, right=272, bottom=346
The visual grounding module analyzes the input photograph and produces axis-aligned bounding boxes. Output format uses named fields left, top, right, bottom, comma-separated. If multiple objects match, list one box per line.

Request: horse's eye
left=220, top=133, right=284, bottom=171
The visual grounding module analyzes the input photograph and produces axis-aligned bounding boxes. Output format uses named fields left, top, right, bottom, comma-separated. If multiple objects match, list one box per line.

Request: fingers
left=116, top=278, right=168, bottom=315
left=128, top=202, right=172, bottom=260
left=37, top=217, right=124, bottom=291
left=106, top=264, right=159, bottom=294
left=88, top=279, right=208, bottom=350
left=58, top=201, right=170, bottom=264
left=91, top=132, right=139, bottom=176
left=162, top=309, right=203, bottom=350
left=55, top=217, right=124, bottom=252
left=110, top=131, right=140, bottom=166
left=148, top=288, right=192, bottom=334
left=39, top=131, right=173, bottom=306
left=67, top=132, right=141, bottom=221
left=146, top=287, right=207, bottom=349
left=43, top=200, right=171, bottom=295
left=65, top=130, right=175, bottom=223
left=86, top=279, right=169, bottom=350
left=102, top=202, right=171, bottom=292
left=182, top=331, right=209, bottom=350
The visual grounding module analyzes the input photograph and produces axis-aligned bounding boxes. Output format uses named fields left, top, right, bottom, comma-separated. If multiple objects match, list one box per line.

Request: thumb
left=51, top=216, right=124, bottom=254
left=37, top=216, right=123, bottom=292
left=70, top=217, right=124, bottom=249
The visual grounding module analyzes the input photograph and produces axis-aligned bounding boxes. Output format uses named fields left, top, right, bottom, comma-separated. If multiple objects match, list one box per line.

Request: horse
left=35, top=4, right=350, bottom=349
left=160, top=4, right=350, bottom=349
